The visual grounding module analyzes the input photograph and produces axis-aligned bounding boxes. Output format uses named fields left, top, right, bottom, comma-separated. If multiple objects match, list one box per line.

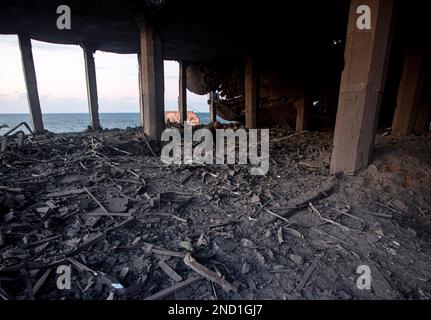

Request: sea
left=0, top=112, right=220, bottom=135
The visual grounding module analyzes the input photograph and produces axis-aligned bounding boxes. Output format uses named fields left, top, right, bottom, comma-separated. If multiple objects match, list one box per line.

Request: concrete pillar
left=294, top=97, right=308, bottom=132
left=18, top=34, right=44, bottom=134
left=391, top=45, right=424, bottom=136
left=330, top=0, right=395, bottom=175
left=82, top=45, right=101, bottom=130
left=414, top=80, right=431, bottom=134
left=139, top=20, right=165, bottom=140
left=178, top=62, right=187, bottom=124
left=414, top=102, right=431, bottom=134
left=209, top=91, right=217, bottom=123
left=138, top=53, right=145, bottom=127
left=245, top=54, right=259, bottom=129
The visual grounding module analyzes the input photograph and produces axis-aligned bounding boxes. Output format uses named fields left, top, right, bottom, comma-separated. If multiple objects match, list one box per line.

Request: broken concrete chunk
left=241, top=262, right=252, bottom=275
left=375, top=229, right=385, bottom=237
left=104, top=197, right=129, bottom=213
left=390, top=199, right=407, bottom=212
left=250, top=194, right=261, bottom=204
left=240, top=238, right=256, bottom=249
left=179, top=240, right=194, bottom=252
left=36, top=207, right=50, bottom=218
left=45, top=200, right=57, bottom=210
left=289, top=254, right=303, bottom=265
left=85, top=216, right=101, bottom=228
left=14, top=194, right=26, bottom=203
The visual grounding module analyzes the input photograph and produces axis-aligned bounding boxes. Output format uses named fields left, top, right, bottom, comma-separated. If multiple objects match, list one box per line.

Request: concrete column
left=414, top=102, right=431, bottom=134
left=139, top=21, right=165, bottom=140
left=391, top=45, right=424, bottom=136
left=245, top=54, right=259, bottom=129
left=82, top=45, right=101, bottom=130
left=209, top=91, right=217, bottom=123
left=415, top=65, right=431, bottom=134
left=18, top=34, right=44, bottom=134
left=330, top=0, right=395, bottom=175
left=178, top=62, right=187, bottom=124
left=138, top=53, right=145, bottom=126
left=294, top=97, right=308, bottom=132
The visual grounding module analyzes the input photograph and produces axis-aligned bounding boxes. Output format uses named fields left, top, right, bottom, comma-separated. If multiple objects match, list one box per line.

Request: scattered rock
left=241, top=262, right=252, bottom=275
left=289, top=254, right=303, bottom=265
left=391, top=199, right=408, bottom=212
left=105, top=197, right=129, bottom=213
left=179, top=240, right=194, bottom=252
left=250, top=195, right=261, bottom=205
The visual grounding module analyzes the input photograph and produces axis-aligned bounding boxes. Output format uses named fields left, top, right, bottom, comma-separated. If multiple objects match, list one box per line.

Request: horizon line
left=0, top=111, right=210, bottom=115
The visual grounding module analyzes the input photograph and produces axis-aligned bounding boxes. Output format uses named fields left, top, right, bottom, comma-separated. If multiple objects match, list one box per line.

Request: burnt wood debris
left=1, top=0, right=431, bottom=300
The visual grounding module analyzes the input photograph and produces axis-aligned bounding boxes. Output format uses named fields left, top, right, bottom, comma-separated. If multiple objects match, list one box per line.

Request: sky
left=0, top=34, right=209, bottom=114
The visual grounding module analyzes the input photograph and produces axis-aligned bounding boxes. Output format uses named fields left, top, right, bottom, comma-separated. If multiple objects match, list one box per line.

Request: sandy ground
left=0, top=126, right=430, bottom=300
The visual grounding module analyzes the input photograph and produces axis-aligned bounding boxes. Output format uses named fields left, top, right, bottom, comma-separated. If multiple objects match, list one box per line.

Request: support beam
left=414, top=81, right=431, bottom=134
left=138, top=53, right=145, bottom=127
left=330, top=0, right=395, bottom=175
left=178, top=62, right=187, bottom=124
left=82, top=45, right=101, bottom=130
left=414, top=102, right=431, bottom=134
left=391, top=45, right=424, bottom=136
left=139, top=20, right=165, bottom=140
left=209, top=91, right=217, bottom=124
left=18, top=34, right=44, bottom=134
left=245, top=54, right=259, bottom=129
left=294, top=97, right=308, bottom=132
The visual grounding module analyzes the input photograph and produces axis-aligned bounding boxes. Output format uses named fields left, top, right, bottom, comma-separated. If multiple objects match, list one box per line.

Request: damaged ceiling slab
left=0, top=0, right=349, bottom=61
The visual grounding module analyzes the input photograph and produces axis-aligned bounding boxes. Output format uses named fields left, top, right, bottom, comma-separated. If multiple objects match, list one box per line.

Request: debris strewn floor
left=1, top=127, right=431, bottom=300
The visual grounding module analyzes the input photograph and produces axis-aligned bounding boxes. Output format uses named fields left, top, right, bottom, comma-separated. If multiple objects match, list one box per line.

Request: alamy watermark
left=356, top=5, right=371, bottom=30
left=56, top=265, right=71, bottom=290
left=161, top=123, right=269, bottom=176
left=56, top=5, right=71, bottom=30
left=356, top=265, right=372, bottom=290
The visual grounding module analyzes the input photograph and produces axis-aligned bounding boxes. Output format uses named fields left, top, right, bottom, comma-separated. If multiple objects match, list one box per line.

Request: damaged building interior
left=0, top=0, right=431, bottom=300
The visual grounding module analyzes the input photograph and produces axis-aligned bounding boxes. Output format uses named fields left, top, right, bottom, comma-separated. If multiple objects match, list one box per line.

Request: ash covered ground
left=1, top=125, right=431, bottom=300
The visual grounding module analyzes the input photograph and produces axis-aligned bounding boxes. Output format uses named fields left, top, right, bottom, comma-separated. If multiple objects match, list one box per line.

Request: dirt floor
left=1, top=125, right=431, bottom=300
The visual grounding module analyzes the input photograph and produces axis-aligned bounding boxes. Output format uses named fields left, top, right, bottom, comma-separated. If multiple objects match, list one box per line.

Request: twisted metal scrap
left=0, top=122, right=42, bottom=153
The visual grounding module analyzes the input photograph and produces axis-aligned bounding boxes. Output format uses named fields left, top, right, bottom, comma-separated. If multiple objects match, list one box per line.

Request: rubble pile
left=0, top=127, right=431, bottom=300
